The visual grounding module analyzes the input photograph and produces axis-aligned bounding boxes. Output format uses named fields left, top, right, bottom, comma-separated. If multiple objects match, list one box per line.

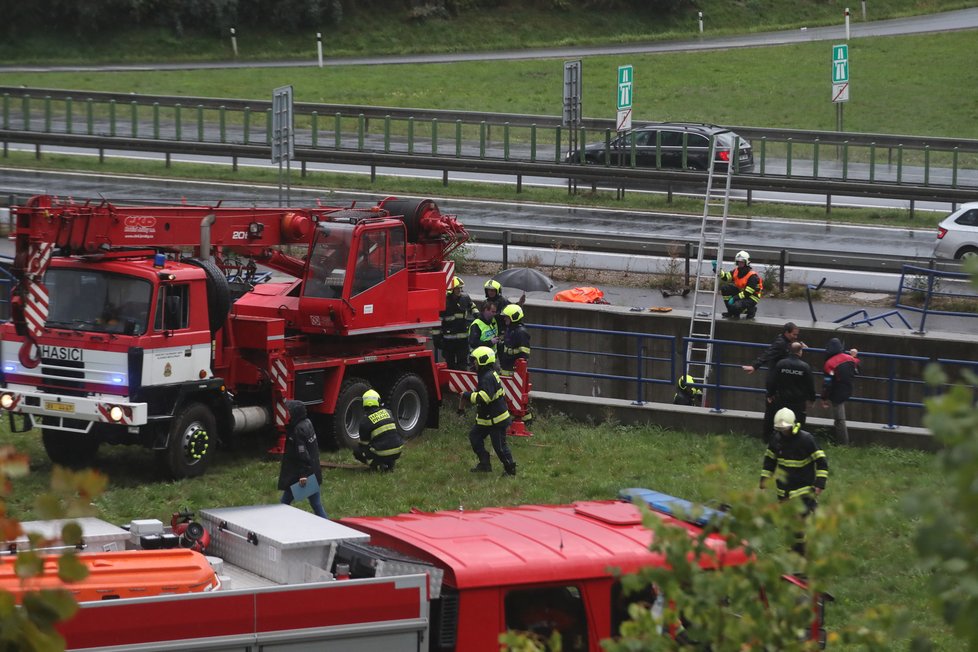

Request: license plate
left=45, top=401, right=75, bottom=413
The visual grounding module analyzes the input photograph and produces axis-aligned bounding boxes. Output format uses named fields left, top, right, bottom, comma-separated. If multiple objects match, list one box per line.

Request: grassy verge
left=0, top=151, right=941, bottom=230
left=0, top=408, right=961, bottom=649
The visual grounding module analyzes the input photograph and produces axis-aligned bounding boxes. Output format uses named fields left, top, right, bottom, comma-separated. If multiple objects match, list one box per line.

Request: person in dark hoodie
left=277, top=400, right=328, bottom=519
left=821, top=338, right=860, bottom=445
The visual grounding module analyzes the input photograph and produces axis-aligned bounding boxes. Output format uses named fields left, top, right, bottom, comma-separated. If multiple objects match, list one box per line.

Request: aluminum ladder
left=685, top=137, right=737, bottom=404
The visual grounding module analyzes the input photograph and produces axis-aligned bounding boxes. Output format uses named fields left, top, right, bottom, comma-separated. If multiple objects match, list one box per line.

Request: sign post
left=272, top=85, right=294, bottom=206
left=616, top=65, right=633, bottom=133
left=563, top=60, right=583, bottom=194
left=831, top=44, right=849, bottom=133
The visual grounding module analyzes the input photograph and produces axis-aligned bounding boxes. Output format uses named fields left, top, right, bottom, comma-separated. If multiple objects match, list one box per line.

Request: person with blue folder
left=277, top=400, right=328, bottom=519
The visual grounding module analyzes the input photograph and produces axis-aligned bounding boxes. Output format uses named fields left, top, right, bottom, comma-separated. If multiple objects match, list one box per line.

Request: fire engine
left=0, top=194, right=530, bottom=478
left=2, top=488, right=830, bottom=651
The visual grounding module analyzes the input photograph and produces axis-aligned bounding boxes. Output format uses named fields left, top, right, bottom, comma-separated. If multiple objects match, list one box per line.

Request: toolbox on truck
left=15, top=517, right=130, bottom=553
left=200, top=504, right=369, bottom=584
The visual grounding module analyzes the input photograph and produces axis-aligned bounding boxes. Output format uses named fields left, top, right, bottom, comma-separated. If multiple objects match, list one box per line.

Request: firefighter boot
left=503, top=462, right=518, bottom=477
left=470, top=453, right=492, bottom=473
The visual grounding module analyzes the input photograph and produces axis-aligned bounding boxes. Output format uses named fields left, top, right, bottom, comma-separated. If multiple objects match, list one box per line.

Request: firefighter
left=435, top=276, right=477, bottom=370
left=759, top=407, right=828, bottom=556
left=468, top=300, right=500, bottom=355
left=673, top=375, right=702, bottom=406
left=483, top=279, right=524, bottom=315
left=355, top=389, right=404, bottom=472
left=498, top=304, right=531, bottom=374
left=461, top=346, right=517, bottom=476
left=714, top=250, right=762, bottom=320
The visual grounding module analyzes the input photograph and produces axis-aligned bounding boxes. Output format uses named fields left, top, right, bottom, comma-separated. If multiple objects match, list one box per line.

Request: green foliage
left=910, top=260, right=978, bottom=648
left=0, top=447, right=106, bottom=652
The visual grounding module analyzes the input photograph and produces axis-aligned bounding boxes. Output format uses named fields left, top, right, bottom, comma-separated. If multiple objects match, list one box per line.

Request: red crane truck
left=0, top=194, right=504, bottom=477
left=2, top=488, right=829, bottom=651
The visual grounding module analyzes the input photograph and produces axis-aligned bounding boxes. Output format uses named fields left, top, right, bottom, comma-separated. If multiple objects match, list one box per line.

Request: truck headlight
left=0, top=392, right=15, bottom=410
left=108, top=405, right=125, bottom=422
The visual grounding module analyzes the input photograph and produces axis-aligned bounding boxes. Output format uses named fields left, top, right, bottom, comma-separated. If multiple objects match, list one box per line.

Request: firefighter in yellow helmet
left=672, top=375, right=702, bottom=406
left=355, top=389, right=404, bottom=472
left=460, top=346, right=516, bottom=476
left=498, top=303, right=530, bottom=374
left=435, top=276, right=477, bottom=370
left=483, top=278, right=525, bottom=315
left=714, top=250, right=763, bottom=320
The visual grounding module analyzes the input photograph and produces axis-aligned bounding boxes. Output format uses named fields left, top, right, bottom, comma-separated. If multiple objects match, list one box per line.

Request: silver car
left=933, top=202, right=978, bottom=260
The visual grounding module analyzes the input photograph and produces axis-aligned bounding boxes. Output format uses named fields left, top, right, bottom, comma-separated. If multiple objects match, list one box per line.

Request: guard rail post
left=2, top=93, right=9, bottom=130
left=530, top=124, right=536, bottom=163
left=786, top=138, right=792, bottom=178
left=311, top=111, right=318, bottom=148
left=43, top=95, right=51, bottom=133
left=197, top=105, right=204, bottom=142
left=603, top=129, right=611, bottom=167
left=243, top=107, right=250, bottom=144
left=952, top=148, right=959, bottom=188
left=779, top=249, right=786, bottom=293
left=915, top=270, right=936, bottom=335
left=131, top=101, right=138, bottom=138
left=479, top=121, right=486, bottom=159
left=408, top=117, right=415, bottom=155
left=923, top=145, right=930, bottom=186
left=334, top=113, right=341, bottom=149
left=265, top=109, right=272, bottom=146
left=219, top=106, right=226, bottom=143
left=554, top=126, right=562, bottom=164
left=431, top=118, right=438, bottom=155
left=502, top=230, right=510, bottom=270
left=455, top=120, right=462, bottom=158
left=842, top=141, right=849, bottom=180
left=812, top=139, right=819, bottom=178
left=65, top=97, right=72, bottom=135
left=383, top=116, right=391, bottom=153
left=634, top=340, right=646, bottom=406
left=896, top=144, right=903, bottom=183
left=503, top=122, right=510, bottom=161
left=175, top=104, right=182, bottom=141
left=684, top=242, right=691, bottom=287
left=357, top=113, right=365, bottom=151
left=22, top=94, right=30, bottom=131
left=109, top=99, right=116, bottom=137
left=759, top=138, right=766, bottom=175
left=869, top=143, right=876, bottom=182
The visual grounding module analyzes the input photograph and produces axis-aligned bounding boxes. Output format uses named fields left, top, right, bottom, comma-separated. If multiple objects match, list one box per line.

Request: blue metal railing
left=896, top=264, right=978, bottom=333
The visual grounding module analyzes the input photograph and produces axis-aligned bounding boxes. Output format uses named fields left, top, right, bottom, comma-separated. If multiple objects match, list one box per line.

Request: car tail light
left=937, top=227, right=948, bottom=239
left=718, top=150, right=730, bottom=162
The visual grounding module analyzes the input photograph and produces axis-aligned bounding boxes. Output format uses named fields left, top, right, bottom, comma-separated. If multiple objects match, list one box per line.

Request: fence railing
left=3, top=87, right=978, bottom=191
left=895, top=264, right=978, bottom=333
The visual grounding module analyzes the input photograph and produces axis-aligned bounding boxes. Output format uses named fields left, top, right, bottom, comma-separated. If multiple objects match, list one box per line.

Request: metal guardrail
left=3, top=130, right=977, bottom=211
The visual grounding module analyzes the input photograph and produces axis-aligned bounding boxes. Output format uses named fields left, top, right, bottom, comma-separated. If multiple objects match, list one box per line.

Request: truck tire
left=183, top=258, right=231, bottom=335
left=378, top=198, right=437, bottom=243
left=160, top=403, right=216, bottom=479
left=332, top=377, right=370, bottom=450
left=384, top=373, right=429, bottom=440
left=41, top=427, right=100, bottom=468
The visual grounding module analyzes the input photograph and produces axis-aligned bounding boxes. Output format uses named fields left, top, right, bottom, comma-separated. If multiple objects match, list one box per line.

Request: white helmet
left=735, top=251, right=750, bottom=264
left=773, top=407, right=796, bottom=430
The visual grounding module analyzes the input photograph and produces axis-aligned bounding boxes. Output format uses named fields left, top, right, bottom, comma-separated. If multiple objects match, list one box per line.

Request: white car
left=934, top=202, right=978, bottom=260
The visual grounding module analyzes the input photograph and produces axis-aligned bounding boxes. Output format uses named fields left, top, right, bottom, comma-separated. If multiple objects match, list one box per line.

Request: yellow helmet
left=471, top=346, right=496, bottom=367
left=362, top=389, right=381, bottom=407
left=501, top=303, right=523, bottom=323
left=449, top=276, right=464, bottom=291
left=484, top=279, right=502, bottom=295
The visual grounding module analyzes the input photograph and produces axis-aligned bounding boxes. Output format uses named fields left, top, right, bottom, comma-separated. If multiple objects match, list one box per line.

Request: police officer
left=435, top=276, right=476, bottom=370
left=673, top=375, right=703, bottom=406
left=468, top=300, right=500, bottom=354
left=461, top=346, right=517, bottom=476
left=498, top=304, right=530, bottom=374
left=766, top=341, right=816, bottom=430
left=715, top=250, right=762, bottom=320
left=355, top=389, right=404, bottom=472
left=760, top=407, right=828, bottom=556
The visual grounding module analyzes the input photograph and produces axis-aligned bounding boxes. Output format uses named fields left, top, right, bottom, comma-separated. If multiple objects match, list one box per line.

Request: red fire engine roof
left=341, top=499, right=748, bottom=590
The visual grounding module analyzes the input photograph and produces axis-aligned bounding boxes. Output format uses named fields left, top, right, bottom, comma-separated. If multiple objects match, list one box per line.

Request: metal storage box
left=200, top=504, right=369, bottom=584
left=16, top=517, right=130, bottom=553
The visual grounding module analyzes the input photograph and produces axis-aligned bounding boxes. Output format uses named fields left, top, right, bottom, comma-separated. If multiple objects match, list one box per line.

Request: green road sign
left=617, top=65, right=633, bottom=111
left=832, top=44, right=849, bottom=84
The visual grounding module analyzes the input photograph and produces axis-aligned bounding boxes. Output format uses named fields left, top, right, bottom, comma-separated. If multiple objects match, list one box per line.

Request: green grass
left=0, top=409, right=961, bottom=649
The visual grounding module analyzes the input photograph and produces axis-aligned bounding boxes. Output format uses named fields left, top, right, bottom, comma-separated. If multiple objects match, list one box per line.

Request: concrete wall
left=523, top=300, right=978, bottom=433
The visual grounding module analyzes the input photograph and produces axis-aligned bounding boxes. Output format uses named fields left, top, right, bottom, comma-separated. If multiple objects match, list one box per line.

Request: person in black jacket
left=435, top=276, right=477, bottom=370
left=767, top=341, right=816, bottom=431
left=498, top=304, right=531, bottom=374
left=277, top=400, right=328, bottom=519
left=743, top=322, right=804, bottom=442
left=461, top=346, right=517, bottom=476
left=760, top=407, right=828, bottom=555
left=355, top=389, right=404, bottom=471
left=483, top=279, right=524, bottom=315
left=821, top=338, right=860, bottom=445
left=673, top=374, right=703, bottom=406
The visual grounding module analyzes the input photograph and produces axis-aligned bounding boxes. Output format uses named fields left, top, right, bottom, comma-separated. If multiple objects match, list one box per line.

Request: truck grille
left=40, top=358, right=86, bottom=394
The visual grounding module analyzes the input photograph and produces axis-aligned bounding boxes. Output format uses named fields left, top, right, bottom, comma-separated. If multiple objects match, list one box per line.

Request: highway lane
left=0, top=168, right=942, bottom=261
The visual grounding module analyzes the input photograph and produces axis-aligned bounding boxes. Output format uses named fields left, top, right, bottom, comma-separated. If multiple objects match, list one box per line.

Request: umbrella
left=493, top=267, right=555, bottom=292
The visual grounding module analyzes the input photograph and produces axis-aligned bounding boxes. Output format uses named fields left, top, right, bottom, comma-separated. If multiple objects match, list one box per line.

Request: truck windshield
left=305, top=223, right=353, bottom=299
left=44, top=268, right=152, bottom=335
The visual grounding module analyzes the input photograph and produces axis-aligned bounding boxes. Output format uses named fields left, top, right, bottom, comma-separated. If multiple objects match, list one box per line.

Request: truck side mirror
left=164, top=295, right=182, bottom=331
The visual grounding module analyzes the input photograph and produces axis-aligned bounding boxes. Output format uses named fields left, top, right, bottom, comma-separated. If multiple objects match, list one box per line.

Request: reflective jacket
left=358, top=405, right=404, bottom=457
left=500, top=323, right=531, bottom=371
left=467, top=367, right=511, bottom=427
left=438, top=292, right=477, bottom=340
left=720, top=265, right=763, bottom=303
left=761, top=424, right=828, bottom=500
left=468, top=316, right=499, bottom=351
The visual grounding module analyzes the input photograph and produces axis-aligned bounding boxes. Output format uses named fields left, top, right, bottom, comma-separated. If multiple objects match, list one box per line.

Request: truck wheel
left=41, top=428, right=100, bottom=468
left=160, top=403, right=216, bottom=479
left=183, top=258, right=231, bottom=335
left=332, top=378, right=370, bottom=449
left=384, top=373, right=429, bottom=440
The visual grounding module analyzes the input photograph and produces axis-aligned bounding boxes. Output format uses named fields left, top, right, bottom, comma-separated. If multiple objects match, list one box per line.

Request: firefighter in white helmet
left=713, top=250, right=763, bottom=320
left=759, top=407, right=828, bottom=556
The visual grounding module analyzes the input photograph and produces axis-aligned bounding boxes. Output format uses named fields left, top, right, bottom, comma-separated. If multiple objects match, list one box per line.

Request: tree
left=0, top=447, right=107, bottom=652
